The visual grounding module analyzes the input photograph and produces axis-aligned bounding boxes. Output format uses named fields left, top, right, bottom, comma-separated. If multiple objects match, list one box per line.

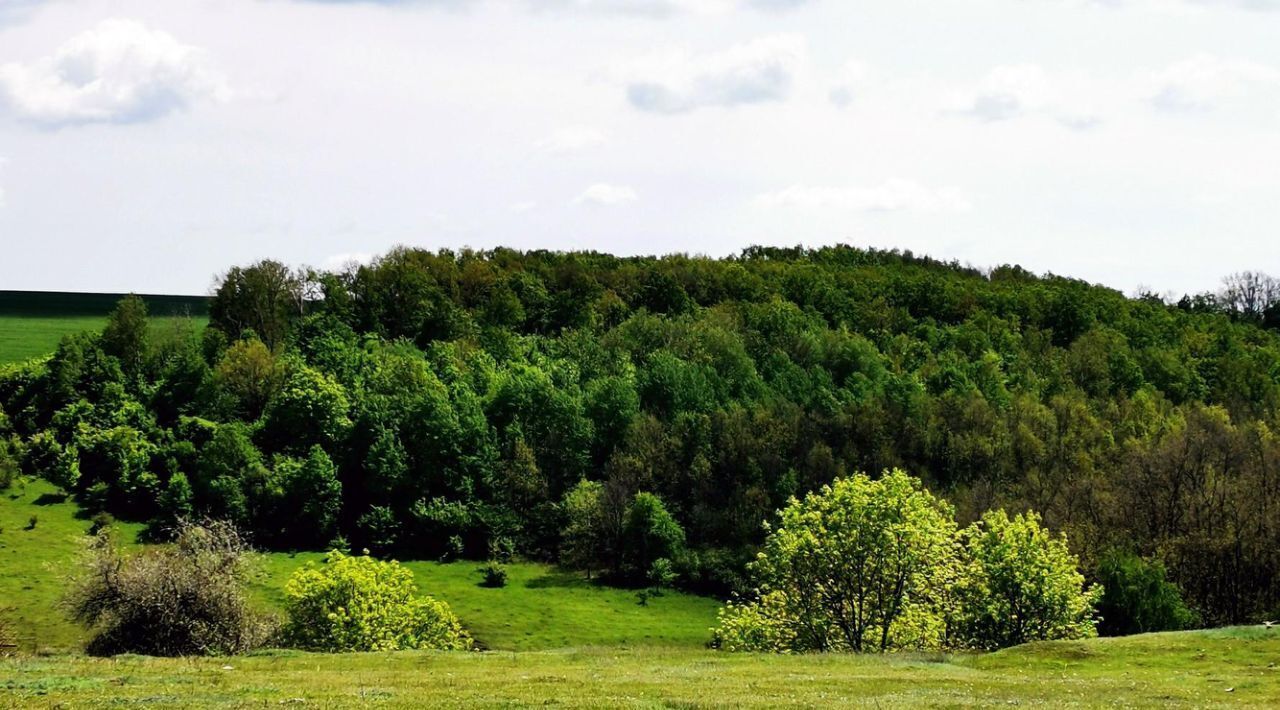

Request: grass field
left=0, top=477, right=719, bottom=654
left=2, top=629, right=1279, bottom=707
left=0, top=315, right=210, bottom=364
left=0, top=291, right=211, bottom=364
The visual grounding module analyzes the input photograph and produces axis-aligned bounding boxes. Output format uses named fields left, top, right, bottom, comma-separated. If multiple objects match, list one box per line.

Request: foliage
left=62, top=520, right=276, bottom=656
left=100, top=294, right=149, bottom=379
left=952, top=510, right=1100, bottom=650
left=6, top=246, right=1280, bottom=624
left=716, top=470, right=960, bottom=652
left=1095, top=551, right=1198, bottom=636
left=621, top=492, right=685, bottom=583
left=478, top=559, right=508, bottom=588
left=282, top=551, right=471, bottom=652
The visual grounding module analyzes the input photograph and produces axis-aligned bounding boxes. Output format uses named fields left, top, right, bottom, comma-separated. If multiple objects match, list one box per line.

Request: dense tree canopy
left=3, top=244, right=1279, bottom=628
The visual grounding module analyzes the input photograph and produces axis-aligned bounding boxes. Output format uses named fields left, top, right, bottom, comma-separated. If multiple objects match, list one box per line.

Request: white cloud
left=1148, top=54, right=1280, bottom=111
left=573, top=183, right=638, bottom=206
left=755, top=180, right=973, bottom=213
left=534, top=126, right=607, bottom=154
left=510, top=200, right=539, bottom=212
left=0, top=19, right=230, bottom=128
left=946, top=64, right=1101, bottom=129
left=623, top=34, right=805, bottom=114
left=828, top=59, right=872, bottom=108
left=526, top=0, right=809, bottom=16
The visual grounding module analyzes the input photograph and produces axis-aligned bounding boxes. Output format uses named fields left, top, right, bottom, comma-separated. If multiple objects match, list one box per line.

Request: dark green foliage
left=479, top=560, right=508, bottom=588
left=1096, top=551, right=1198, bottom=636
left=621, top=493, right=686, bottom=583
left=4, top=248, right=1280, bottom=625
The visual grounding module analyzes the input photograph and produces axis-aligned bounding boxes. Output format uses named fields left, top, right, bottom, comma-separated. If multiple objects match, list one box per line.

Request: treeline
left=2, top=245, right=1279, bottom=628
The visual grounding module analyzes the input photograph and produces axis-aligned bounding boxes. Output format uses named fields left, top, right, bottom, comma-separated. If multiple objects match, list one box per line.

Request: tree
left=953, top=510, right=1100, bottom=650
left=101, top=295, right=149, bottom=378
left=270, top=446, right=342, bottom=548
left=62, top=521, right=276, bottom=656
left=213, top=338, right=283, bottom=419
left=1095, top=551, right=1197, bottom=636
left=282, top=551, right=470, bottom=652
left=1219, top=271, right=1279, bottom=322
left=714, top=470, right=959, bottom=653
left=560, top=478, right=606, bottom=578
left=261, top=363, right=351, bottom=452
left=620, top=492, right=685, bottom=582
left=210, top=260, right=304, bottom=350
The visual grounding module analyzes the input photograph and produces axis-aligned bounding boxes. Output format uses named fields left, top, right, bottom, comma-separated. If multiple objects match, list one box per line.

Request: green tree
left=714, top=470, right=959, bottom=653
left=954, top=510, right=1100, bottom=650
left=621, top=492, right=685, bottom=582
left=101, top=295, right=149, bottom=379
left=261, top=363, right=351, bottom=452
left=1095, top=551, right=1197, bottom=637
left=282, top=551, right=470, bottom=652
left=560, top=478, right=606, bottom=578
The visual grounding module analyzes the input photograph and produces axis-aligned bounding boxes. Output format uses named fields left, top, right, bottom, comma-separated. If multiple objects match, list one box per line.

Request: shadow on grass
left=32, top=492, right=69, bottom=506
left=525, top=570, right=592, bottom=590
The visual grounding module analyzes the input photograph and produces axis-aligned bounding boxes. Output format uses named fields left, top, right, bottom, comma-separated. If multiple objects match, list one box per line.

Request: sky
left=0, top=0, right=1277, bottom=296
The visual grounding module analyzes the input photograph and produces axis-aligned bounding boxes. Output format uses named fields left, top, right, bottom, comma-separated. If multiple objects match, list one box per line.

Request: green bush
left=1096, top=551, right=1198, bottom=636
left=283, top=551, right=471, bottom=652
left=953, top=510, right=1101, bottom=650
left=478, top=560, right=508, bottom=588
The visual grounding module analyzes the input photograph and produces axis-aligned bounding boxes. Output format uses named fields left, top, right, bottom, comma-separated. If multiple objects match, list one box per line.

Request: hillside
left=3, top=245, right=1280, bottom=629
left=0, top=477, right=718, bottom=654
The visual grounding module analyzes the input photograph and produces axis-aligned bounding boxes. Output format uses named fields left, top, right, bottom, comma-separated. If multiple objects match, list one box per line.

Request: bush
left=478, top=560, right=508, bottom=588
left=1096, top=551, right=1198, bottom=636
left=87, top=511, right=115, bottom=536
left=953, top=510, right=1101, bottom=650
left=283, top=551, right=471, bottom=652
left=63, top=521, right=276, bottom=656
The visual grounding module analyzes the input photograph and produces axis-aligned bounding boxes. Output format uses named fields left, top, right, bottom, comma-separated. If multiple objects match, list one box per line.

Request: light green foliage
left=212, top=338, right=282, bottom=418
left=560, top=478, right=606, bottom=577
left=282, top=551, right=471, bottom=652
left=715, top=470, right=959, bottom=653
left=954, top=510, right=1101, bottom=650
left=262, top=363, right=351, bottom=452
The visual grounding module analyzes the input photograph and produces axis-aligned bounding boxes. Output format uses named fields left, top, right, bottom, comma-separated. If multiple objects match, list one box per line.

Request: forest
left=3, top=244, right=1279, bottom=631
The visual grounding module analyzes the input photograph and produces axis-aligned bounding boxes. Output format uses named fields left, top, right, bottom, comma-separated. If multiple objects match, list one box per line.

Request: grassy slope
left=0, top=478, right=719, bottom=654
left=4, top=481, right=1280, bottom=707
left=1, top=630, right=1278, bottom=708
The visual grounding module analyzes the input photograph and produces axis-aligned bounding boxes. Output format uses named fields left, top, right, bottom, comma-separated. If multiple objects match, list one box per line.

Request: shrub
left=25, top=515, right=37, bottom=531
left=87, top=511, right=114, bottom=536
left=478, top=560, right=508, bottom=588
left=63, top=521, right=276, bottom=656
left=1096, top=551, right=1198, bottom=636
left=953, top=510, right=1101, bottom=650
left=283, top=551, right=471, bottom=652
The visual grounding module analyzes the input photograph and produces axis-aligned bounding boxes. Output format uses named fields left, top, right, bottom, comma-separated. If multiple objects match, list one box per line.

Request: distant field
left=0, top=478, right=719, bottom=654
left=0, top=291, right=210, bottom=364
